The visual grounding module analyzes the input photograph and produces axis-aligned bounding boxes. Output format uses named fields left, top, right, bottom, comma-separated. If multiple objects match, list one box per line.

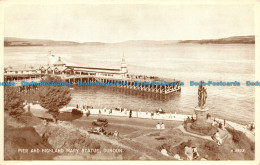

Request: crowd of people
left=101, top=107, right=178, bottom=120
left=246, top=123, right=255, bottom=131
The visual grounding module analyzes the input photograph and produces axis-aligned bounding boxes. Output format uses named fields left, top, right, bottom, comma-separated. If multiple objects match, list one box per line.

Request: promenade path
left=59, top=106, right=192, bottom=122
left=25, top=104, right=255, bottom=142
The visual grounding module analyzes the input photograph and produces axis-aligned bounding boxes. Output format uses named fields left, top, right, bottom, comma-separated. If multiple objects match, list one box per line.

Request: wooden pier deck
left=6, top=74, right=182, bottom=94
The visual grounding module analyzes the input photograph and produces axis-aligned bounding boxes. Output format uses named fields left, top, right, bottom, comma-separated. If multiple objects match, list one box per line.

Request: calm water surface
left=4, top=43, right=255, bottom=124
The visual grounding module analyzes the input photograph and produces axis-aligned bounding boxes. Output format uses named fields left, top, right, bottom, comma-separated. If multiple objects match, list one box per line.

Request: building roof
left=68, top=65, right=123, bottom=74
left=5, top=65, right=40, bottom=72
left=121, top=63, right=127, bottom=68
left=53, top=57, right=66, bottom=66
left=73, top=68, right=122, bottom=74
left=56, top=66, right=67, bottom=71
left=69, top=66, right=121, bottom=71
left=5, top=56, right=127, bottom=75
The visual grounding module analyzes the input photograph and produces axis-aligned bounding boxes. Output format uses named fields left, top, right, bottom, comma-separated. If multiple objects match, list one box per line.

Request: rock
left=161, top=149, right=169, bottom=156
left=184, top=146, right=193, bottom=160
left=173, top=154, right=182, bottom=160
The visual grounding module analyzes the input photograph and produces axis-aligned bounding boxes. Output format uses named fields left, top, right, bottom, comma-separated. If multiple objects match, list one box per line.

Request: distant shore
left=4, top=35, right=254, bottom=47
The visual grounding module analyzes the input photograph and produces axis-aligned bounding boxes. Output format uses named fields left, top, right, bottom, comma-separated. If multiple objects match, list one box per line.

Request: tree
left=4, top=86, right=25, bottom=116
left=38, top=75, right=71, bottom=121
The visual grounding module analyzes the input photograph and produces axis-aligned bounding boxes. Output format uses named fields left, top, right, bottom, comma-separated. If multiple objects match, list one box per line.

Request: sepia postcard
left=0, top=0, right=259, bottom=164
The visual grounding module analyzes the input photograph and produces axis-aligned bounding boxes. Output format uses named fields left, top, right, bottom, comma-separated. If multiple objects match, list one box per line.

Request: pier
left=4, top=54, right=181, bottom=94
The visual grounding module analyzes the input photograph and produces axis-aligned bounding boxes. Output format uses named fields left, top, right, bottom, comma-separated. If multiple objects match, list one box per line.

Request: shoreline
left=25, top=104, right=255, bottom=142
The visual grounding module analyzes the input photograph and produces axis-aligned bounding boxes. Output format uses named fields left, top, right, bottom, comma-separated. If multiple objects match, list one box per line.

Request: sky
left=4, top=4, right=254, bottom=43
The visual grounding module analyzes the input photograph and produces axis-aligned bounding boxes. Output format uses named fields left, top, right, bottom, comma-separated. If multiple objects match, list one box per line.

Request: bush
left=250, top=144, right=255, bottom=151
left=179, top=139, right=192, bottom=149
left=232, top=132, right=241, bottom=143
left=4, top=87, right=25, bottom=116
left=38, top=75, right=71, bottom=120
left=205, top=141, right=219, bottom=151
left=158, top=143, right=171, bottom=151
left=226, top=128, right=242, bottom=143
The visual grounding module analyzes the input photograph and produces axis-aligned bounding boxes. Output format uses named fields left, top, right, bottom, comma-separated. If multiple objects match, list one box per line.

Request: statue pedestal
left=191, top=106, right=212, bottom=130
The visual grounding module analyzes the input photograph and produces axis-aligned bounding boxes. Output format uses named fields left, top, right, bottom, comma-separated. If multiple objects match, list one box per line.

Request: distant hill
left=117, top=40, right=181, bottom=47
left=178, top=35, right=255, bottom=44
left=4, top=35, right=255, bottom=47
left=4, top=37, right=179, bottom=47
left=4, top=37, right=80, bottom=46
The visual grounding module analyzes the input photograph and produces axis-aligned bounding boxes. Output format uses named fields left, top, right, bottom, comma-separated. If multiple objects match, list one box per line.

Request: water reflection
left=73, top=85, right=181, bottom=102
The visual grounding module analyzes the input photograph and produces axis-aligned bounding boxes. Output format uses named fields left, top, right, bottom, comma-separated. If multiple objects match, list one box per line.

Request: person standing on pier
left=169, top=112, right=172, bottom=119
left=27, top=104, right=31, bottom=112
left=87, top=109, right=90, bottom=117
left=151, top=112, right=154, bottom=119
left=219, top=122, right=222, bottom=129
left=129, top=110, right=132, bottom=118
left=191, top=116, right=195, bottom=123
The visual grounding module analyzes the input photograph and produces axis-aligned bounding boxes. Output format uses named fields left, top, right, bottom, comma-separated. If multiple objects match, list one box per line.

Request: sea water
left=4, top=43, right=255, bottom=124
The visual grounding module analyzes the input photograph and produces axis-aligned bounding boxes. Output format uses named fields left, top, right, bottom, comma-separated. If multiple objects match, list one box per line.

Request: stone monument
left=191, top=84, right=212, bottom=130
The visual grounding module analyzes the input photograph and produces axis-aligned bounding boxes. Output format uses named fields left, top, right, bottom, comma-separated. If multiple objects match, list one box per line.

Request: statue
left=198, top=83, right=207, bottom=108
left=190, top=82, right=213, bottom=133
